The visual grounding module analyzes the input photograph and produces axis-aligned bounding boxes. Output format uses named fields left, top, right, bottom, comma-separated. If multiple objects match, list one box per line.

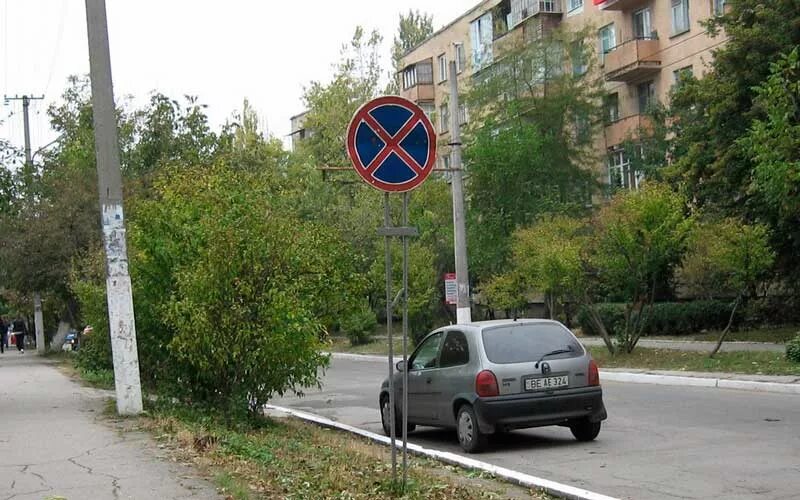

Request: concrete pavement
left=0, top=353, right=220, bottom=500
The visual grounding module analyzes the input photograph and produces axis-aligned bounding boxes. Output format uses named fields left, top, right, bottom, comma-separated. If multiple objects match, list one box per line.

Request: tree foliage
left=389, top=10, right=434, bottom=92
left=592, top=184, right=693, bottom=353
left=667, top=0, right=800, bottom=282
left=464, top=27, right=603, bottom=281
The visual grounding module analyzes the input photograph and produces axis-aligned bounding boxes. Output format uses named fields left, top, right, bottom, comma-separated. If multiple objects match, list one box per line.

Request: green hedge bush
left=787, top=334, right=800, bottom=363
left=576, top=301, right=740, bottom=337
left=342, top=304, right=377, bottom=346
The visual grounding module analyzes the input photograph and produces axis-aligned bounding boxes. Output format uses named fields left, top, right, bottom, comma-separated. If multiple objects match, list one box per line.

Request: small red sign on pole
left=444, top=273, right=457, bottom=305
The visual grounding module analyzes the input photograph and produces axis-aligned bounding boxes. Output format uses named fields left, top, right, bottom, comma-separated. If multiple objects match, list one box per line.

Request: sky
left=1, top=0, right=476, bottom=155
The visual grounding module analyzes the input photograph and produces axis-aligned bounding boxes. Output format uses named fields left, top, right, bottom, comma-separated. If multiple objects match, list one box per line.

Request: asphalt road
left=273, top=355, right=800, bottom=500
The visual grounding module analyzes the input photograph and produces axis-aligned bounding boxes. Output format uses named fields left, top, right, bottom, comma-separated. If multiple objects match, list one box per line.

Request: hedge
left=576, top=301, right=741, bottom=337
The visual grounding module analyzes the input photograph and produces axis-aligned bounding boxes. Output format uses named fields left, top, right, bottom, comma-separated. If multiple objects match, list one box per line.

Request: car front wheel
left=569, top=418, right=601, bottom=441
left=456, top=404, right=487, bottom=453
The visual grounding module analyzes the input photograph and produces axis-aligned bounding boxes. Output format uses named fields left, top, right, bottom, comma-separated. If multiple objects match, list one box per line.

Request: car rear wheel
left=380, top=394, right=415, bottom=437
left=456, top=404, right=487, bottom=453
left=569, top=418, right=601, bottom=441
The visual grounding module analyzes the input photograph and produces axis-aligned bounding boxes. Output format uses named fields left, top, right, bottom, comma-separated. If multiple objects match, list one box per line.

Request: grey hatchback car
left=379, top=319, right=607, bottom=453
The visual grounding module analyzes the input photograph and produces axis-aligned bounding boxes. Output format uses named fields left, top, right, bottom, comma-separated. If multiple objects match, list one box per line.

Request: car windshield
left=481, top=323, right=582, bottom=364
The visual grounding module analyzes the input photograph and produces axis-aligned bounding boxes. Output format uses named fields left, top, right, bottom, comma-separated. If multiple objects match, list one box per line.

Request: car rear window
left=481, top=323, right=583, bottom=364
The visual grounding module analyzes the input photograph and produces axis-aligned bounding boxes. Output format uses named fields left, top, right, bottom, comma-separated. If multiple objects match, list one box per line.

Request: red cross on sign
left=346, top=96, right=437, bottom=193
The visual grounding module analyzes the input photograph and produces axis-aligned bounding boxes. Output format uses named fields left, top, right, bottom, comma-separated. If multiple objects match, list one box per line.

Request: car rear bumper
left=473, top=386, right=607, bottom=433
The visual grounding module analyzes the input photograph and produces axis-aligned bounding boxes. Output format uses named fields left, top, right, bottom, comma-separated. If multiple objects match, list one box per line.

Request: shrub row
left=576, top=301, right=740, bottom=337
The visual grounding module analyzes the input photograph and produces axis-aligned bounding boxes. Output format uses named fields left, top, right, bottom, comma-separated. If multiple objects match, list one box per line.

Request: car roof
left=453, top=318, right=560, bottom=330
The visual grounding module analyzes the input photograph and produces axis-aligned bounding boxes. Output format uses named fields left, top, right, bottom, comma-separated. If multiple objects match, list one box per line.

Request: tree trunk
left=710, top=295, right=742, bottom=358
left=583, top=292, right=615, bottom=355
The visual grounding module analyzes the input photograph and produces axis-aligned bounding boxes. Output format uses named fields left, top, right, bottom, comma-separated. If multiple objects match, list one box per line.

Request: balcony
left=400, top=83, right=435, bottom=103
left=603, top=38, right=661, bottom=83
left=595, top=0, right=648, bottom=11
left=508, top=0, right=562, bottom=30
left=604, top=114, right=653, bottom=148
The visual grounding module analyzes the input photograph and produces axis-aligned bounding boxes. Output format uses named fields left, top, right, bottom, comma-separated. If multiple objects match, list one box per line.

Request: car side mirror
left=396, top=360, right=406, bottom=372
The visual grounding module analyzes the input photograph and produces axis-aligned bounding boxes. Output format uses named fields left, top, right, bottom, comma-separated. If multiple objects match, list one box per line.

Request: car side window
left=410, top=332, right=442, bottom=370
left=440, top=331, right=469, bottom=368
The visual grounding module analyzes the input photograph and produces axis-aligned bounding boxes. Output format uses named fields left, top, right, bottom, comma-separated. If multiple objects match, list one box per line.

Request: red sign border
left=346, top=95, right=437, bottom=193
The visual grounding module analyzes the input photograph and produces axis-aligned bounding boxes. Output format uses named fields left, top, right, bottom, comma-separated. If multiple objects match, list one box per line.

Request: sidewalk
left=0, top=353, right=220, bottom=500
left=579, top=337, right=786, bottom=352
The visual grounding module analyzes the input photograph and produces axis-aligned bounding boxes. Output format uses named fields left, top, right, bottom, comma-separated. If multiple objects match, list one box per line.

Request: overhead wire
left=43, top=0, right=68, bottom=97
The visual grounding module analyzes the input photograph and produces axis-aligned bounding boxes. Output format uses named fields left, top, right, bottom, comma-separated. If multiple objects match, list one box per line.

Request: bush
left=787, top=334, right=800, bottom=363
left=577, top=301, right=740, bottom=338
left=342, top=304, right=377, bottom=346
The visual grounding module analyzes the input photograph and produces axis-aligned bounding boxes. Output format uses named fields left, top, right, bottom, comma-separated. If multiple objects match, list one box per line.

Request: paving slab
left=0, top=352, right=220, bottom=500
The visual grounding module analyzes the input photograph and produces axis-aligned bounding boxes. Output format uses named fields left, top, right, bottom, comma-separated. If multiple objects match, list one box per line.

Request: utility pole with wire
left=85, top=0, right=143, bottom=415
left=447, top=61, right=472, bottom=324
left=4, top=93, right=47, bottom=353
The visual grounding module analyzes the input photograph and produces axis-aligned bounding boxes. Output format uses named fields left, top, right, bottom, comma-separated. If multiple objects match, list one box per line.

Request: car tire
left=456, top=404, right=487, bottom=453
left=569, top=418, right=601, bottom=442
left=380, top=394, right=415, bottom=437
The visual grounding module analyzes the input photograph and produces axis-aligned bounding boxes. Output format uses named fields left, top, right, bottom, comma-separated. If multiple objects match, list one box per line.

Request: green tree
left=389, top=10, right=434, bottom=92
left=667, top=0, right=800, bottom=282
left=592, top=184, right=693, bottom=353
left=512, top=215, right=587, bottom=322
left=740, top=49, right=800, bottom=276
left=464, top=27, right=603, bottom=281
left=300, top=27, right=383, bottom=168
left=679, top=219, right=775, bottom=357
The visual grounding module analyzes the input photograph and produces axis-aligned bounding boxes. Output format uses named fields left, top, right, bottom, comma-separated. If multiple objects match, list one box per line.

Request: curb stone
left=264, top=404, right=620, bottom=500
left=329, top=352, right=800, bottom=395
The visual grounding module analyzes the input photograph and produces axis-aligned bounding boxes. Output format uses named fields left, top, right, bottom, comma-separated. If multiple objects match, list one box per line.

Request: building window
left=568, top=0, right=583, bottom=13
left=713, top=0, right=725, bottom=15
left=605, top=93, right=620, bottom=123
left=438, top=54, right=448, bottom=83
left=632, top=8, right=653, bottom=39
left=417, top=60, right=433, bottom=84
left=571, top=41, right=587, bottom=76
left=470, top=12, right=493, bottom=69
left=440, top=104, right=450, bottom=133
left=608, top=150, right=641, bottom=190
left=637, top=80, right=656, bottom=113
left=455, top=43, right=466, bottom=73
left=673, top=65, right=693, bottom=87
left=402, top=67, right=416, bottom=90
left=671, top=0, right=690, bottom=35
left=419, top=102, right=435, bottom=121
left=599, top=24, right=616, bottom=63
left=440, top=154, right=451, bottom=170
left=459, top=104, right=468, bottom=125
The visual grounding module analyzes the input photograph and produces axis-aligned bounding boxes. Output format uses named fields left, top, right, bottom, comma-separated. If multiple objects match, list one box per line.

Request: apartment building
left=399, top=0, right=727, bottom=190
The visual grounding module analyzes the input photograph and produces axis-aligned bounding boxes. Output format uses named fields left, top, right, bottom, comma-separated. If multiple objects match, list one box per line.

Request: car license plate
left=524, top=375, right=569, bottom=391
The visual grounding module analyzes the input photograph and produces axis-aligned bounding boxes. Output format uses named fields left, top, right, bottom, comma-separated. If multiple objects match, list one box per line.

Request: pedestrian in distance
left=0, top=316, right=6, bottom=354
left=12, top=316, right=27, bottom=354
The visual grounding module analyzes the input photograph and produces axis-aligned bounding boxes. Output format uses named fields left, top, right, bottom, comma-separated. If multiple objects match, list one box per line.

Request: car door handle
left=426, top=377, right=432, bottom=384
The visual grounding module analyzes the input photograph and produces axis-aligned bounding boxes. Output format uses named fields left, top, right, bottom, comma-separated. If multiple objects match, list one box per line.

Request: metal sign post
left=346, top=95, right=436, bottom=490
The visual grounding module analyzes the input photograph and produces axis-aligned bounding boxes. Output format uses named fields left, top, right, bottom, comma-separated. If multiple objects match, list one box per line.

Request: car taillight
left=588, top=359, right=600, bottom=386
left=475, top=370, right=499, bottom=397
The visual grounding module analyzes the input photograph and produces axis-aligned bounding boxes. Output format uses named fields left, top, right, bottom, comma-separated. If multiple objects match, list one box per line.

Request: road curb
left=329, top=352, right=800, bottom=395
left=264, top=403, right=620, bottom=500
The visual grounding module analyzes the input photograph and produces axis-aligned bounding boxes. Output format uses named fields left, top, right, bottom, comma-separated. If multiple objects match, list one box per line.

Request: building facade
left=399, top=0, right=727, bottom=190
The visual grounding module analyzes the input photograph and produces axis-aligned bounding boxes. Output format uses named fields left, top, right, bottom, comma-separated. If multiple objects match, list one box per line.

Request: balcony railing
left=400, top=83, right=435, bottom=103
left=603, top=37, right=661, bottom=82
left=508, top=0, right=562, bottom=30
left=604, top=114, right=653, bottom=148
left=595, top=0, right=649, bottom=11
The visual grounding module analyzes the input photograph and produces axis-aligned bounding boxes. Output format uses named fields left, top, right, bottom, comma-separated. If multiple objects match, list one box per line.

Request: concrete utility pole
left=85, top=0, right=143, bottom=415
left=447, top=60, right=472, bottom=324
left=5, top=94, right=46, bottom=352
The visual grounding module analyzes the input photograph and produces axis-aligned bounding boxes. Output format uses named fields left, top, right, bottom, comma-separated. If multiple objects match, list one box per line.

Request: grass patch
left=139, top=401, right=546, bottom=499
left=658, top=326, right=798, bottom=343
left=588, top=347, right=800, bottom=376
left=77, top=367, right=115, bottom=389
left=329, top=335, right=403, bottom=355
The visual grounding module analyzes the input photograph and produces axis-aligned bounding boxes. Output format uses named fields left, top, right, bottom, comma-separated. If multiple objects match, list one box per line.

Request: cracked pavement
left=0, top=353, right=220, bottom=500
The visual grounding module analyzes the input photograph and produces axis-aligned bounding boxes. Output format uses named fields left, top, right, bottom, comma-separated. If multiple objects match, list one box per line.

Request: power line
left=44, top=0, right=69, bottom=96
